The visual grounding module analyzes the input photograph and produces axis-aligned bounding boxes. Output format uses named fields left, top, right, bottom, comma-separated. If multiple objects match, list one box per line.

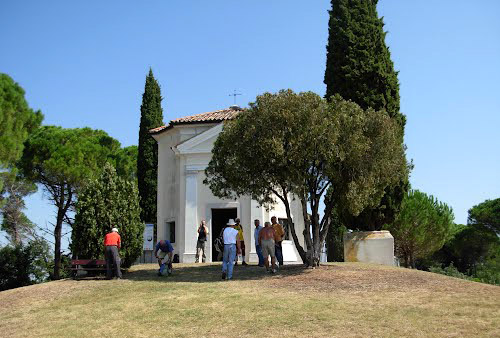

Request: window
left=165, top=221, right=175, bottom=243
left=278, top=218, right=291, bottom=240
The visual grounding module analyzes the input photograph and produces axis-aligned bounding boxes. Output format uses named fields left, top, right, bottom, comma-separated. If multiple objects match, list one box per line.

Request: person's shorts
left=261, top=239, right=275, bottom=258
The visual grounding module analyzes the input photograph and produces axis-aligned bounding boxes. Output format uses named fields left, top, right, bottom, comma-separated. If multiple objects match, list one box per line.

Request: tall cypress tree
left=324, top=0, right=404, bottom=127
left=324, top=0, right=408, bottom=255
left=137, top=69, right=164, bottom=226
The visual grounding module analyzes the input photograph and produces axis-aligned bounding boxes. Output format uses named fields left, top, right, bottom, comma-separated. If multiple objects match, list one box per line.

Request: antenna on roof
left=229, top=89, right=242, bottom=105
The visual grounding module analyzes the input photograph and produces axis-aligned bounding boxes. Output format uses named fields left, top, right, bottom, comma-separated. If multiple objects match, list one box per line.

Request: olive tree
left=204, top=90, right=408, bottom=267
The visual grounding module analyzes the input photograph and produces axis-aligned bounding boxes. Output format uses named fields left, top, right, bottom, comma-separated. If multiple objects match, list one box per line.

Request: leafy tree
left=0, top=73, right=43, bottom=169
left=204, top=90, right=407, bottom=266
left=18, top=126, right=127, bottom=279
left=137, top=69, right=164, bottom=225
left=324, top=1, right=408, bottom=257
left=468, top=198, right=500, bottom=234
left=116, top=145, right=138, bottom=181
left=0, top=238, right=52, bottom=291
left=0, top=171, right=37, bottom=244
left=385, top=190, right=454, bottom=268
left=433, top=223, right=499, bottom=274
left=72, top=163, right=143, bottom=268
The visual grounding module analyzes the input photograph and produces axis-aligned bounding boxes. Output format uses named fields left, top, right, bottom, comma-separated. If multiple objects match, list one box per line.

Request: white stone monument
left=344, top=230, right=395, bottom=266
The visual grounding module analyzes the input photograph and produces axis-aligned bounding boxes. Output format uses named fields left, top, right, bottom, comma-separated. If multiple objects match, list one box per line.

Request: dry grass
left=0, top=263, right=499, bottom=338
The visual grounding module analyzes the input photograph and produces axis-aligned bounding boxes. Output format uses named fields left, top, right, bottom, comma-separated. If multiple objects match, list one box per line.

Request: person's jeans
left=275, top=242, right=283, bottom=266
left=256, top=245, right=264, bottom=266
left=222, top=244, right=236, bottom=279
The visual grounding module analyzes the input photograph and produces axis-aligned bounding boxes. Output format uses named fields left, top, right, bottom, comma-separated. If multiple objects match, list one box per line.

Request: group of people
left=220, top=216, right=285, bottom=280
left=102, top=216, right=286, bottom=281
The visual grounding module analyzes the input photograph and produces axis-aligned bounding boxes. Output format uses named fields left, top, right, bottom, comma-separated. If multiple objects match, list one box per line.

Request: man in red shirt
left=104, top=227, right=122, bottom=279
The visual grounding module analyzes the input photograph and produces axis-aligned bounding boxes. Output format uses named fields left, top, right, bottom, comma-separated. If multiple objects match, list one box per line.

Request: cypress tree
left=324, top=0, right=404, bottom=127
left=137, top=69, right=164, bottom=226
left=324, top=0, right=408, bottom=256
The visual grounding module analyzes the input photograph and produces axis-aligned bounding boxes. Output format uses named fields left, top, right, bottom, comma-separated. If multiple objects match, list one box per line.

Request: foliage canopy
left=385, top=190, right=454, bottom=268
left=324, top=0, right=408, bottom=236
left=468, top=198, right=500, bottom=234
left=72, top=163, right=144, bottom=268
left=205, top=90, right=408, bottom=266
left=19, top=126, right=136, bottom=279
left=0, top=73, right=43, bottom=169
left=0, top=239, right=52, bottom=291
left=137, top=69, right=164, bottom=224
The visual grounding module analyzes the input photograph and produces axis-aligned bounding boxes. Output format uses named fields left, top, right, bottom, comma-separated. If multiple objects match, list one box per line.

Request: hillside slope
left=0, top=263, right=499, bottom=337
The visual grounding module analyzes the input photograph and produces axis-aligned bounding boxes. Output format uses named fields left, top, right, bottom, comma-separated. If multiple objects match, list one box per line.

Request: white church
left=150, top=106, right=305, bottom=263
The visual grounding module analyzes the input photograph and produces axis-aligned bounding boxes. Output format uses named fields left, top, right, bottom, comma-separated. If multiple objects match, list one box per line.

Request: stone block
left=344, top=230, right=395, bottom=266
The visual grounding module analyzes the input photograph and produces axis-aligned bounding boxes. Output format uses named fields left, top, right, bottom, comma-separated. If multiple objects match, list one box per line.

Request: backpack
left=214, top=227, right=226, bottom=252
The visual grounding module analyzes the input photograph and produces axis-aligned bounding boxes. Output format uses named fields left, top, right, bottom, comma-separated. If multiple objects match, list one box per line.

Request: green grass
left=1, top=263, right=499, bottom=337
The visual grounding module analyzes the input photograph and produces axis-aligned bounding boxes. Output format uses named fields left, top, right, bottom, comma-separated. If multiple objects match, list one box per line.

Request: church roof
left=149, top=106, right=242, bottom=135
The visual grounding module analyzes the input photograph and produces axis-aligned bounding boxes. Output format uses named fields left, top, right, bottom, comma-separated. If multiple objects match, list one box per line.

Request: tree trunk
left=53, top=213, right=63, bottom=280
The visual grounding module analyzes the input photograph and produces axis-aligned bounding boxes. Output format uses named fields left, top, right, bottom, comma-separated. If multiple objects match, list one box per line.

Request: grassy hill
left=0, top=263, right=499, bottom=337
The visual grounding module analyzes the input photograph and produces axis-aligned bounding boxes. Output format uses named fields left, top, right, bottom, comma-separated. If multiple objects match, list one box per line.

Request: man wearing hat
left=222, top=219, right=241, bottom=280
left=104, top=227, right=122, bottom=279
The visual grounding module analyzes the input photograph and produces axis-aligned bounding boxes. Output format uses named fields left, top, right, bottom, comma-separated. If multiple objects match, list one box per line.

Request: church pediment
left=173, top=123, right=223, bottom=155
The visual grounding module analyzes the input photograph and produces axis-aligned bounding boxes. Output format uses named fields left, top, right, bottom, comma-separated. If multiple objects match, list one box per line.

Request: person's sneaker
left=222, top=272, right=226, bottom=280
left=242, top=261, right=248, bottom=266
left=258, top=264, right=264, bottom=267
left=271, top=269, right=277, bottom=274
left=234, top=261, right=238, bottom=266
left=157, top=271, right=162, bottom=277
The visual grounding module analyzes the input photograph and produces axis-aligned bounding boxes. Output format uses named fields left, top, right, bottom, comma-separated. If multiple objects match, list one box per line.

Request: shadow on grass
left=123, top=263, right=311, bottom=284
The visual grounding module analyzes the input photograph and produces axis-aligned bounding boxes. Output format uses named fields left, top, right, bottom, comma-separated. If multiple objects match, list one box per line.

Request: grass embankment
left=0, top=263, right=499, bottom=337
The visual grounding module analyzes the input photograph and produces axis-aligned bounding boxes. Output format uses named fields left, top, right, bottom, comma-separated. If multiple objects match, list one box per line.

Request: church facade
left=150, top=106, right=305, bottom=263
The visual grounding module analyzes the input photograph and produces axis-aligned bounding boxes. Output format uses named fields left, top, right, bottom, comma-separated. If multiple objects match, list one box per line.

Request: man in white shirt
left=222, top=219, right=241, bottom=280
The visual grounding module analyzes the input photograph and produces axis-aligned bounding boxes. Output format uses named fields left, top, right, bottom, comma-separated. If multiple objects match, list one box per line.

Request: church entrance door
left=211, top=208, right=237, bottom=261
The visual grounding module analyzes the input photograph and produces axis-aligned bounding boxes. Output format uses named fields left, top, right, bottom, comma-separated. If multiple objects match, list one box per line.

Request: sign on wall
left=143, top=223, right=154, bottom=251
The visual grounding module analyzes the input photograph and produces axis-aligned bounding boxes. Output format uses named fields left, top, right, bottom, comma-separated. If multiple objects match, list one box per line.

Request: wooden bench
left=70, top=259, right=125, bottom=278
left=70, top=259, right=107, bottom=276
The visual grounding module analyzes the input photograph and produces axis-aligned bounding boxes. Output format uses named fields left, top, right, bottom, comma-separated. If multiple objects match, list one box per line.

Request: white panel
left=184, top=172, right=198, bottom=261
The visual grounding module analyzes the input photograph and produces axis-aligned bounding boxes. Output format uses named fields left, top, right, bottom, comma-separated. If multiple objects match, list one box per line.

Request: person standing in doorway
left=222, top=219, right=241, bottom=280
left=195, top=220, right=209, bottom=263
left=254, top=219, right=264, bottom=267
left=155, top=239, right=174, bottom=276
left=233, top=218, right=247, bottom=266
left=104, top=227, right=122, bottom=280
left=271, top=216, right=285, bottom=267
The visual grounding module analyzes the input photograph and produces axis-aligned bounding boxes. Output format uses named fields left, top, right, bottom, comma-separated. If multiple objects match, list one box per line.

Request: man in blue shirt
left=254, top=219, right=264, bottom=267
left=155, top=240, right=174, bottom=276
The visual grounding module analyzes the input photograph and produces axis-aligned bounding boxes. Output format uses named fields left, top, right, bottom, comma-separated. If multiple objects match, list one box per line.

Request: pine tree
left=72, top=163, right=144, bottom=268
left=324, top=0, right=408, bottom=242
left=137, top=69, right=164, bottom=226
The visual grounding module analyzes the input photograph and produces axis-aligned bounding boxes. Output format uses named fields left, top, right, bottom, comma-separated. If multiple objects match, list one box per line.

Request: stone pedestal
left=282, top=240, right=301, bottom=263
left=344, top=230, right=395, bottom=266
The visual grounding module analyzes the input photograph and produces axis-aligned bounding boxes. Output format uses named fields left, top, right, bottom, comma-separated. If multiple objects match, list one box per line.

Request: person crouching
left=155, top=239, right=174, bottom=276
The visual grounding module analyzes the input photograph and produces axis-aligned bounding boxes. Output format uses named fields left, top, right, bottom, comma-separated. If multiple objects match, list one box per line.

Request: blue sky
left=1, top=1, right=499, bottom=246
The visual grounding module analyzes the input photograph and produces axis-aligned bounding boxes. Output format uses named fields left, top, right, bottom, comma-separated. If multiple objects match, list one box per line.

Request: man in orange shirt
left=104, top=227, right=122, bottom=279
left=271, top=216, right=285, bottom=267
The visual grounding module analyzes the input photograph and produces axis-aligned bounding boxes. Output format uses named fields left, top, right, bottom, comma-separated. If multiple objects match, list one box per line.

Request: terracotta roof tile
left=149, top=107, right=242, bottom=134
